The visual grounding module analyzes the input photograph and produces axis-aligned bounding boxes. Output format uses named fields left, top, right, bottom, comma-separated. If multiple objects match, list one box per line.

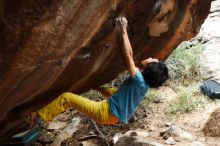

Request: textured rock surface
left=0, top=0, right=212, bottom=141
left=203, top=108, right=220, bottom=137
left=200, top=0, right=220, bottom=83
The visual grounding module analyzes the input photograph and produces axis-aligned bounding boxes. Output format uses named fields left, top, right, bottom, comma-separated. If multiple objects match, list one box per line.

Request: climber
left=24, top=17, right=169, bottom=127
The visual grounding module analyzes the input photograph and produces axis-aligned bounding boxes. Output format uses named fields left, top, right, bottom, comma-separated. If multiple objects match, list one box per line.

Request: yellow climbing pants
left=37, top=87, right=119, bottom=124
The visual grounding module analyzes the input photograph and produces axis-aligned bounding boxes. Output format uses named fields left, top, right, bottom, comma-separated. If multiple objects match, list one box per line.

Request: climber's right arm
left=116, top=17, right=138, bottom=77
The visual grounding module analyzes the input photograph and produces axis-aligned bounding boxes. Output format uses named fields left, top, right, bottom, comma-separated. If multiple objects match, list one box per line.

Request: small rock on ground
left=51, top=117, right=81, bottom=146
left=165, top=137, right=176, bottom=145
left=115, top=136, right=164, bottom=146
left=47, top=121, right=67, bottom=130
left=79, top=140, right=98, bottom=146
left=190, top=141, right=205, bottom=146
left=37, top=131, right=55, bottom=144
left=160, top=125, right=194, bottom=142
left=124, top=129, right=149, bottom=138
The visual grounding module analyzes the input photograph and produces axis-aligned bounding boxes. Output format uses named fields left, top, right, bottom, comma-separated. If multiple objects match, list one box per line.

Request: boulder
left=0, top=0, right=212, bottom=141
left=203, top=108, right=220, bottom=137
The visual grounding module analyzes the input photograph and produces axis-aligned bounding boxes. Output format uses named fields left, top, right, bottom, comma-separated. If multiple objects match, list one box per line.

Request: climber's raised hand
left=115, top=17, right=128, bottom=33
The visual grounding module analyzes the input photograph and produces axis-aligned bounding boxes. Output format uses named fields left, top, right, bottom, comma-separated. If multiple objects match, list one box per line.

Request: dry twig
left=91, top=120, right=110, bottom=146
left=77, top=135, right=98, bottom=141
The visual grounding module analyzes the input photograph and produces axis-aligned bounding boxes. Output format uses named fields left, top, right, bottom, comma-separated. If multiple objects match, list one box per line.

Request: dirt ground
left=33, top=84, right=220, bottom=146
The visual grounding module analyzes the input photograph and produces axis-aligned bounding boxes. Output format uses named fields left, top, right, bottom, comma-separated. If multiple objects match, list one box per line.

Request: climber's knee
left=61, top=92, right=73, bottom=98
left=60, top=92, right=79, bottom=102
left=59, top=92, right=76, bottom=108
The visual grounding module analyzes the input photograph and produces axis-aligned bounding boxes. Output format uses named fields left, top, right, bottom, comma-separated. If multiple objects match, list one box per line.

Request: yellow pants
left=37, top=87, right=119, bottom=124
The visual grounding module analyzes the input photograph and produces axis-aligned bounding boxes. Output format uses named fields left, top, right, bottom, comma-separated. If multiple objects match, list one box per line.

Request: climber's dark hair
left=142, top=61, right=169, bottom=88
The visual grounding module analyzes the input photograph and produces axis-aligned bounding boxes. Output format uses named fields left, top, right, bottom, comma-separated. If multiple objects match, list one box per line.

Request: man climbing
left=25, top=17, right=169, bottom=126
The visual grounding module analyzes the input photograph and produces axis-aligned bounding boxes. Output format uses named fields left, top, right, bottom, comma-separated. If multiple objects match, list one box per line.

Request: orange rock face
left=0, top=0, right=212, bottom=141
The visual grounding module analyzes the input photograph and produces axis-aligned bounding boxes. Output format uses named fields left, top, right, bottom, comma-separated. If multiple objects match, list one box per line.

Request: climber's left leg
left=37, top=92, right=119, bottom=124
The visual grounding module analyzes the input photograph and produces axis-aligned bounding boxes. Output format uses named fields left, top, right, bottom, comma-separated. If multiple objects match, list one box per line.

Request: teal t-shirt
left=108, top=70, right=149, bottom=123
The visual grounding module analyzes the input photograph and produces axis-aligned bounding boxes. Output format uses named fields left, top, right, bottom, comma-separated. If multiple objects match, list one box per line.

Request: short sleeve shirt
left=108, top=70, right=149, bottom=123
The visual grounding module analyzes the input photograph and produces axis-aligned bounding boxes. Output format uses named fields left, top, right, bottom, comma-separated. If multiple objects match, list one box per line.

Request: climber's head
left=141, top=58, right=169, bottom=88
